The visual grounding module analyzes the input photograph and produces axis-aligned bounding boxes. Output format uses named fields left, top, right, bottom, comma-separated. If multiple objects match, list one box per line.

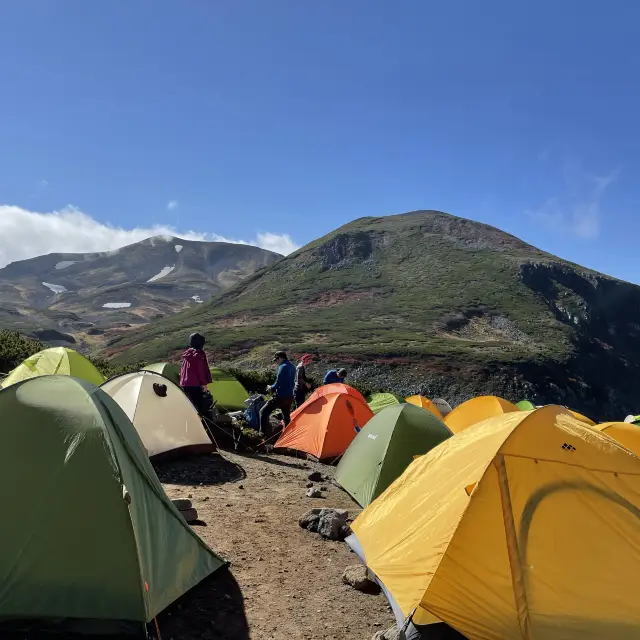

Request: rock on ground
left=306, top=487, right=323, bottom=498
left=342, top=564, right=381, bottom=594
left=372, top=627, right=406, bottom=640
left=299, top=507, right=350, bottom=540
left=308, top=470, right=323, bottom=482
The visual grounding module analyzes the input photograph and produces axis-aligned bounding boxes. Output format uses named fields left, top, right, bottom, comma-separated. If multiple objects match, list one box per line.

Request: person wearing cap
left=180, top=332, right=213, bottom=416
left=323, top=368, right=347, bottom=385
left=294, top=354, right=313, bottom=409
left=260, top=351, right=296, bottom=436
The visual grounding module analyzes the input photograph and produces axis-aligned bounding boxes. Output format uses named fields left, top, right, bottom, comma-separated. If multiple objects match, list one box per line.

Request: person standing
left=260, top=351, right=296, bottom=436
left=180, top=332, right=213, bottom=416
left=323, top=368, right=347, bottom=385
left=294, top=353, right=313, bottom=409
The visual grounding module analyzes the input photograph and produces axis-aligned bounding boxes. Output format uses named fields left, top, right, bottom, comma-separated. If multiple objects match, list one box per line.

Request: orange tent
left=444, top=395, right=518, bottom=434
left=405, top=395, right=444, bottom=420
left=275, top=384, right=374, bottom=460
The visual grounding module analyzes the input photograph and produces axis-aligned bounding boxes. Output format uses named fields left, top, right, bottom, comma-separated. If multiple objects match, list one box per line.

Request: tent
left=432, top=398, right=453, bottom=417
left=569, top=409, right=595, bottom=426
left=335, top=403, right=452, bottom=507
left=101, top=371, right=215, bottom=459
left=444, top=395, right=518, bottom=433
left=0, top=376, right=224, bottom=634
left=0, top=347, right=105, bottom=389
left=516, top=399, right=536, bottom=411
left=405, top=395, right=444, bottom=420
left=208, top=367, right=250, bottom=412
left=348, top=406, right=640, bottom=640
left=143, top=362, right=181, bottom=386
left=367, top=392, right=403, bottom=415
left=594, top=422, right=640, bottom=456
left=275, top=383, right=373, bottom=460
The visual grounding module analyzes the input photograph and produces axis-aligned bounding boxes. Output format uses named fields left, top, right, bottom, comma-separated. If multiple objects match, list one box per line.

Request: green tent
left=0, top=347, right=105, bottom=389
left=335, top=403, right=452, bottom=507
left=143, top=361, right=181, bottom=386
left=208, top=368, right=249, bottom=412
left=367, top=392, right=403, bottom=415
left=516, top=399, right=536, bottom=411
left=0, top=376, right=224, bottom=633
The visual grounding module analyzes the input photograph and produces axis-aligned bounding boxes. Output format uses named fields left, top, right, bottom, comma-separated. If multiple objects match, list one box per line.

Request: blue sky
left=0, top=1, right=638, bottom=281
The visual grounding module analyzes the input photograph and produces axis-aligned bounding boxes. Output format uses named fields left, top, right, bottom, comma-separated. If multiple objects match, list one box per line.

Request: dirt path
left=156, top=451, right=395, bottom=640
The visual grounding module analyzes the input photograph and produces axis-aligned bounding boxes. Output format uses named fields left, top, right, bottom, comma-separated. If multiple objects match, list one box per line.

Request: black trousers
left=260, top=395, right=293, bottom=436
left=182, top=386, right=212, bottom=418
left=294, top=387, right=307, bottom=410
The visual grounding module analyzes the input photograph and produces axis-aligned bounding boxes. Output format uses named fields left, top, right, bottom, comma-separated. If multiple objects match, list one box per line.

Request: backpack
left=244, top=394, right=265, bottom=431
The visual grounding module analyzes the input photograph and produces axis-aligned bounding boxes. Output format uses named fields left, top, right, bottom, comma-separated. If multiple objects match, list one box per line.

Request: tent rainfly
left=444, top=395, right=518, bottom=433
left=143, top=362, right=181, bottom=386
left=0, top=347, right=105, bottom=389
left=348, top=406, right=640, bottom=640
left=367, top=392, right=403, bottom=415
left=405, top=395, right=444, bottom=420
left=101, top=370, right=215, bottom=459
left=594, top=422, right=640, bottom=456
left=275, top=383, right=373, bottom=460
left=335, top=403, right=452, bottom=506
left=208, top=368, right=250, bottom=412
left=0, top=376, right=224, bottom=636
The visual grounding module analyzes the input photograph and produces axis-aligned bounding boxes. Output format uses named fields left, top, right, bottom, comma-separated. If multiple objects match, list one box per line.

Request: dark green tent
left=0, top=376, right=225, bottom=634
left=335, top=403, right=452, bottom=507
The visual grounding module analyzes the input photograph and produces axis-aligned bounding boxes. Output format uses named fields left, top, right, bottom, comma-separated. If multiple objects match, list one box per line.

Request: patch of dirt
left=157, top=452, right=395, bottom=640
left=308, top=289, right=379, bottom=308
left=440, top=314, right=532, bottom=344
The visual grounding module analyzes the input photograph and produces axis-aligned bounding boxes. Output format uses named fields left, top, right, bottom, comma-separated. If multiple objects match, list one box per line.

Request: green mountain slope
left=109, top=211, right=640, bottom=420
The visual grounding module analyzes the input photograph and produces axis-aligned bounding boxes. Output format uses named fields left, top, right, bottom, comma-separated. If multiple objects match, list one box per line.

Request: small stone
left=203, top=496, right=210, bottom=501
left=342, top=564, right=380, bottom=594
left=187, top=494, right=193, bottom=499
left=320, top=485, right=328, bottom=492
left=307, top=471, right=323, bottom=482
left=306, top=481, right=314, bottom=488
left=306, top=487, right=323, bottom=498
left=238, top=484, right=244, bottom=489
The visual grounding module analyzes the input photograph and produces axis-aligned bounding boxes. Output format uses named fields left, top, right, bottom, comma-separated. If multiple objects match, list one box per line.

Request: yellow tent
left=594, top=422, right=640, bottom=456
left=568, top=409, right=595, bottom=426
left=350, top=406, right=640, bottom=640
left=405, top=395, right=444, bottom=420
left=444, top=395, right=518, bottom=433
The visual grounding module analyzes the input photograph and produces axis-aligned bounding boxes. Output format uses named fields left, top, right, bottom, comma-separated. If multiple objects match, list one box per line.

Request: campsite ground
left=155, top=451, right=395, bottom=640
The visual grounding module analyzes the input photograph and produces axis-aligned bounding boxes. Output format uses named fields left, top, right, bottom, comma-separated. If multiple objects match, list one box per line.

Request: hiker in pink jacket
left=180, top=333, right=213, bottom=416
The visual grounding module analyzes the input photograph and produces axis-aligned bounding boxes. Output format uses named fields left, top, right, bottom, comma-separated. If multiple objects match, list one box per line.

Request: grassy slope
left=110, top=211, right=584, bottom=366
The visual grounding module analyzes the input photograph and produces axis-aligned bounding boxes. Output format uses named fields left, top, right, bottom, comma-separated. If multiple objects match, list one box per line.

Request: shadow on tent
left=0, top=569, right=249, bottom=640
left=153, top=453, right=247, bottom=486
left=158, top=568, right=249, bottom=640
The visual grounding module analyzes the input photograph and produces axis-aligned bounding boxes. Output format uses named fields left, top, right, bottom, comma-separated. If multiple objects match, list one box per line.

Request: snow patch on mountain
left=175, top=245, right=183, bottom=253
left=191, top=295, right=204, bottom=304
left=102, top=302, right=132, bottom=309
left=42, top=282, right=67, bottom=294
left=147, top=265, right=176, bottom=282
left=55, top=260, right=77, bottom=270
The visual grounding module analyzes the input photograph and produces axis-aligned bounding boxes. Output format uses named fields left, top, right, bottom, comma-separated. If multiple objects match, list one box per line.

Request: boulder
left=171, top=499, right=193, bottom=510
left=307, top=471, right=323, bottom=482
left=342, top=564, right=380, bottom=594
left=298, top=508, right=350, bottom=541
left=179, top=508, right=198, bottom=523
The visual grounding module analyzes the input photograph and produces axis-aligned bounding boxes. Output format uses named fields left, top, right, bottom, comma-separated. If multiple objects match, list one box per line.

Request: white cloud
left=0, top=204, right=299, bottom=268
left=527, top=163, right=619, bottom=240
left=167, top=199, right=179, bottom=211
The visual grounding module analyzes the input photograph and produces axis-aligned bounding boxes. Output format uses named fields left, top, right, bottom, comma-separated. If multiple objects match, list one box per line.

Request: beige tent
left=101, top=371, right=214, bottom=459
left=350, top=406, right=640, bottom=639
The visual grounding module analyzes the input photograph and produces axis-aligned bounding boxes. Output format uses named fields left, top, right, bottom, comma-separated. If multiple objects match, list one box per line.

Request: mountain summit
left=111, top=210, right=640, bottom=420
left=0, top=236, right=279, bottom=344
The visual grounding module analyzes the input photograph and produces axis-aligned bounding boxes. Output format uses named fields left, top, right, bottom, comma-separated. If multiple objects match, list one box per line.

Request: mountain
left=108, top=211, right=640, bottom=421
left=0, top=236, right=280, bottom=345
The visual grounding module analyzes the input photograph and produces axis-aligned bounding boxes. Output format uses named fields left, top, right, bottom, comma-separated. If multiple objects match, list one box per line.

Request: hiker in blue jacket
left=260, top=350, right=296, bottom=436
left=323, top=368, right=347, bottom=385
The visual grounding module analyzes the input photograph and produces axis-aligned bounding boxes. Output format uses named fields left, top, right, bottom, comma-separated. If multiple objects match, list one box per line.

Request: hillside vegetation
left=108, top=211, right=640, bottom=420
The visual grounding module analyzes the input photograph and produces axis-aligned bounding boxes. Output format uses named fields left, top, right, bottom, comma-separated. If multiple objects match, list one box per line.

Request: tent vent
left=561, top=443, right=576, bottom=452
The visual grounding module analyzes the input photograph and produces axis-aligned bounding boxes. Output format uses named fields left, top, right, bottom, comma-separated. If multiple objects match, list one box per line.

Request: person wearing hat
left=294, top=354, right=313, bottom=409
left=260, top=351, right=296, bottom=436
